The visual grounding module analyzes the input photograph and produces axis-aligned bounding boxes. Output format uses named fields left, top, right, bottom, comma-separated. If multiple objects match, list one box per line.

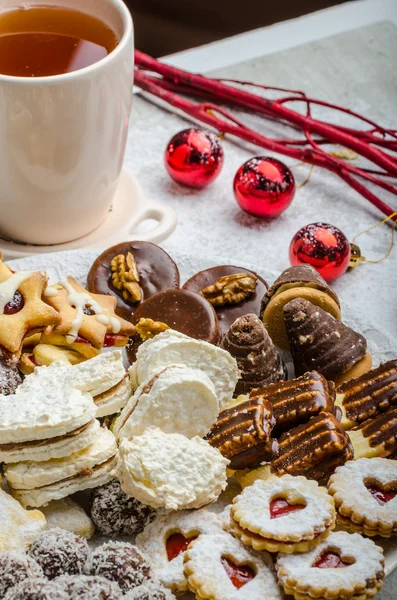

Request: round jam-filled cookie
left=276, top=531, right=385, bottom=600
left=184, top=533, right=282, bottom=600
left=328, top=458, right=397, bottom=537
left=183, top=265, right=268, bottom=336
left=87, top=242, right=180, bottom=321
left=136, top=509, right=224, bottom=593
left=231, top=475, right=336, bottom=554
left=126, top=289, right=221, bottom=363
left=28, top=528, right=90, bottom=579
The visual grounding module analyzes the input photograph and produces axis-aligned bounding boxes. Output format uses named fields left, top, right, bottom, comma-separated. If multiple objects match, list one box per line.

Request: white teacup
left=0, top=0, right=133, bottom=245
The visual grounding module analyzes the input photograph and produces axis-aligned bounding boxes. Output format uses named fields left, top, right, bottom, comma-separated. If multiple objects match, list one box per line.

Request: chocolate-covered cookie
left=126, top=289, right=221, bottom=363
left=87, top=242, right=180, bottom=321
left=182, top=265, right=268, bottom=336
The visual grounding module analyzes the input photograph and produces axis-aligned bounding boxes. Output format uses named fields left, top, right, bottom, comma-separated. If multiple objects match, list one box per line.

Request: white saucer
left=0, top=168, right=177, bottom=260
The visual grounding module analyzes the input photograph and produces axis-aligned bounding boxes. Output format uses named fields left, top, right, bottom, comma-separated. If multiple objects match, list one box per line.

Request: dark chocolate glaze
left=126, top=289, right=221, bottom=364
left=284, top=298, right=367, bottom=381
left=87, top=242, right=180, bottom=321
left=338, top=359, right=397, bottom=425
left=182, top=265, right=268, bottom=337
left=205, top=396, right=277, bottom=470
left=355, top=407, right=397, bottom=454
left=261, top=264, right=340, bottom=313
left=271, top=412, right=353, bottom=484
left=250, top=371, right=336, bottom=436
left=222, top=313, right=285, bottom=396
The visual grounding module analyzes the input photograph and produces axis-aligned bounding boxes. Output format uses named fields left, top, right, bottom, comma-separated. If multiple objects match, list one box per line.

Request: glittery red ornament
left=289, top=222, right=351, bottom=282
left=165, top=128, right=224, bottom=188
left=233, top=157, right=295, bottom=218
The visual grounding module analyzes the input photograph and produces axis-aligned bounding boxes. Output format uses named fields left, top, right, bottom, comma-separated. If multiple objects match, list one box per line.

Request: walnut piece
left=136, top=318, right=170, bottom=341
left=201, top=273, right=257, bottom=306
left=111, top=252, right=142, bottom=303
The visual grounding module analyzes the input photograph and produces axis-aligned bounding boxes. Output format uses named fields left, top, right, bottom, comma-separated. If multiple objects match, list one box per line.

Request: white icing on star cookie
left=136, top=509, right=224, bottom=593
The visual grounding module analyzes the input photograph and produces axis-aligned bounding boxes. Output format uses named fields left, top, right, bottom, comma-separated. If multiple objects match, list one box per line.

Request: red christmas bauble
left=165, top=128, right=224, bottom=188
left=233, top=157, right=295, bottom=218
left=289, top=222, right=351, bottom=282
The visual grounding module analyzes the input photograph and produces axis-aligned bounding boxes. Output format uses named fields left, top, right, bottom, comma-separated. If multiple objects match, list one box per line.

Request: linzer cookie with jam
left=335, top=359, right=397, bottom=429
left=348, top=407, right=397, bottom=459
left=41, top=277, right=135, bottom=359
left=0, top=363, right=99, bottom=464
left=284, top=298, right=371, bottom=385
left=136, top=509, right=224, bottom=593
left=4, top=427, right=118, bottom=508
left=230, top=475, right=336, bottom=554
left=237, top=412, right=353, bottom=488
left=184, top=533, right=282, bottom=600
left=183, top=265, right=268, bottom=336
left=276, top=531, right=385, bottom=600
left=329, top=458, right=397, bottom=537
left=0, top=257, right=60, bottom=362
left=205, top=395, right=277, bottom=470
left=221, top=314, right=286, bottom=395
left=261, top=264, right=341, bottom=350
left=126, top=288, right=221, bottom=363
left=249, top=371, right=337, bottom=436
left=87, top=241, right=180, bottom=321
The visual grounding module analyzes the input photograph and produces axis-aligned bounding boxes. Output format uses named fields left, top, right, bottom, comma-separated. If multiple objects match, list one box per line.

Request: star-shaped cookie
left=42, top=276, right=135, bottom=354
left=0, top=259, right=61, bottom=359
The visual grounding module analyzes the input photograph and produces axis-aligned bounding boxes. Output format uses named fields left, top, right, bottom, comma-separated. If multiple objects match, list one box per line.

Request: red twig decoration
left=134, top=50, right=397, bottom=220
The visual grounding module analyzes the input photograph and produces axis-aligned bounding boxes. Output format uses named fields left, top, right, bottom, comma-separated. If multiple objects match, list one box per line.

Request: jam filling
left=104, top=334, right=119, bottom=347
left=270, top=498, right=306, bottom=519
left=365, top=483, right=396, bottom=506
left=313, top=551, right=352, bottom=569
left=4, top=291, right=24, bottom=315
left=221, top=557, right=255, bottom=589
left=166, top=533, right=198, bottom=561
left=74, top=336, right=90, bottom=345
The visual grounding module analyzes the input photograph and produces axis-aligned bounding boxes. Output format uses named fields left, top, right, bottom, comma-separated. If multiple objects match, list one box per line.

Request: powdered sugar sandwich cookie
left=114, top=364, right=219, bottom=439
left=4, top=427, right=118, bottom=508
left=0, top=363, right=99, bottom=464
left=117, top=427, right=229, bottom=510
left=129, top=329, right=238, bottom=409
left=329, top=458, right=397, bottom=537
left=184, top=532, right=283, bottom=600
left=136, top=509, right=224, bottom=593
left=231, top=475, right=336, bottom=554
left=276, top=531, right=385, bottom=600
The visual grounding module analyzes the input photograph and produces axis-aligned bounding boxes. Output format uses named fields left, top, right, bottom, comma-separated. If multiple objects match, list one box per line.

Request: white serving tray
left=8, top=249, right=397, bottom=583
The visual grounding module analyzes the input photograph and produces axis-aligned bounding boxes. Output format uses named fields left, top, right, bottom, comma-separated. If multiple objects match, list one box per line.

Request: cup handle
left=125, top=200, right=177, bottom=243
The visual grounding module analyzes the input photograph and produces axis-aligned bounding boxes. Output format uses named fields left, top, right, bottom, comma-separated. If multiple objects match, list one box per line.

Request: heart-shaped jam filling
left=221, top=557, right=255, bottom=589
left=4, top=291, right=24, bottom=315
left=270, top=498, right=306, bottom=519
left=166, top=533, right=198, bottom=561
left=365, top=483, right=396, bottom=506
left=313, top=552, right=352, bottom=569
